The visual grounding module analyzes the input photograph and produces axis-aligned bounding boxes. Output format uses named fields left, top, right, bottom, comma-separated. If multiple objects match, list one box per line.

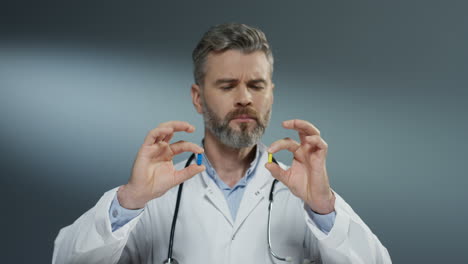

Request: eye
left=220, top=86, right=234, bottom=90
left=251, top=85, right=265, bottom=90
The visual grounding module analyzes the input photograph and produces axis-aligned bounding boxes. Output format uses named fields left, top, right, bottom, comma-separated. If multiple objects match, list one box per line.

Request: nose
left=234, top=85, right=253, bottom=107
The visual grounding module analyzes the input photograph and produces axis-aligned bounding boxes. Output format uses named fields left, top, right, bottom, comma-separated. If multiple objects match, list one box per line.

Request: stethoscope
left=163, top=152, right=292, bottom=263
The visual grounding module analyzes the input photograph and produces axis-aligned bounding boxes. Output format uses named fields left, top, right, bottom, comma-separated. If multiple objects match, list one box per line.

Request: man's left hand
left=265, top=119, right=335, bottom=214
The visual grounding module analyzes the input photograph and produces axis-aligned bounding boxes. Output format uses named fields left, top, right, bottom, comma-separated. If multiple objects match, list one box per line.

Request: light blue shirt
left=109, top=142, right=336, bottom=234
left=201, top=142, right=260, bottom=221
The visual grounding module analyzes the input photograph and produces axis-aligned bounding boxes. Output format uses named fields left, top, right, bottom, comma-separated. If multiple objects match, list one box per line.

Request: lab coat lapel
left=232, top=149, right=272, bottom=233
left=200, top=170, right=234, bottom=226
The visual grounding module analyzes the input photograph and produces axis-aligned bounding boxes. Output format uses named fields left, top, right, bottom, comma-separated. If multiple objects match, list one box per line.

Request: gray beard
left=201, top=97, right=271, bottom=149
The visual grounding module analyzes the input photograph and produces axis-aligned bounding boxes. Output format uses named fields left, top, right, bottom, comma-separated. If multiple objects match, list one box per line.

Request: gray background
left=1, top=0, right=467, bottom=263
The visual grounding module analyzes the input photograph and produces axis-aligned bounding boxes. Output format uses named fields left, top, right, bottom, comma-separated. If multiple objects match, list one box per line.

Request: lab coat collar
left=232, top=142, right=273, bottom=233
left=199, top=142, right=274, bottom=230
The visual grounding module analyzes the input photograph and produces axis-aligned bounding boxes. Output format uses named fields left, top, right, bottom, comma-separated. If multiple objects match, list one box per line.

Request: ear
left=191, top=84, right=203, bottom=114
left=271, top=82, right=275, bottom=105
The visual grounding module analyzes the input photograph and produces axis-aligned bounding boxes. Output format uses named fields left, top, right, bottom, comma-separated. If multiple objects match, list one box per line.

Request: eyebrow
left=248, top=78, right=267, bottom=85
left=213, top=78, right=267, bottom=86
left=214, top=78, right=238, bottom=85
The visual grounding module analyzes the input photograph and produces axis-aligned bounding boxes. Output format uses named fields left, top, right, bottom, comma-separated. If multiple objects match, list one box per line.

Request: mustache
left=226, top=107, right=259, bottom=122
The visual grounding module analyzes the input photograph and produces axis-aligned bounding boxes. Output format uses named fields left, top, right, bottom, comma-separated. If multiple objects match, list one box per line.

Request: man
left=53, top=23, right=391, bottom=263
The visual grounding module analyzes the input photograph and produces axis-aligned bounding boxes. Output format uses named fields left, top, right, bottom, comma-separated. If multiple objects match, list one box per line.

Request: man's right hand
left=117, top=121, right=205, bottom=209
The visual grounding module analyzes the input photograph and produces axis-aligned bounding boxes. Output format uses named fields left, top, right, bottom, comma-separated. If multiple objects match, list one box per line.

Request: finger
left=268, top=137, right=300, bottom=154
left=265, top=162, right=288, bottom=184
left=158, top=121, right=195, bottom=133
left=174, top=164, right=206, bottom=185
left=282, top=119, right=320, bottom=136
left=143, top=121, right=196, bottom=145
left=170, top=140, right=204, bottom=156
left=158, top=121, right=195, bottom=143
left=161, top=133, right=174, bottom=143
left=143, top=127, right=174, bottom=145
left=304, top=135, right=328, bottom=151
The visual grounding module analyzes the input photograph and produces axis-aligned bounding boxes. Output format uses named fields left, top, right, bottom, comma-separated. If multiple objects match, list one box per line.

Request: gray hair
left=192, top=23, right=274, bottom=86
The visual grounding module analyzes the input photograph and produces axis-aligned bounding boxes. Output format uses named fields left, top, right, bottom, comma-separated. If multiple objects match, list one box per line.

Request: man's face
left=192, top=49, right=274, bottom=149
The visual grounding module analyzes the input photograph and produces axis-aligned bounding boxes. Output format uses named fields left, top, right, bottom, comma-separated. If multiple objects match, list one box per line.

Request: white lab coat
left=53, top=149, right=391, bottom=264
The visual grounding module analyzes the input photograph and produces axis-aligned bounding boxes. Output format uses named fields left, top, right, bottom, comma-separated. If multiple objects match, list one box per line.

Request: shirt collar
left=200, top=139, right=266, bottom=189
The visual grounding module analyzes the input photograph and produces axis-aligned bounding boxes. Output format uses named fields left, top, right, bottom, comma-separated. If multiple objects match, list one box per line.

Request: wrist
left=117, top=185, right=147, bottom=210
left=306, top=189, right=335, bottom=215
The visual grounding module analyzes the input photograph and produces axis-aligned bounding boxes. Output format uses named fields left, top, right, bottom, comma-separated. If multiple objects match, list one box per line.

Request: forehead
left=204, top=50, right=271, bottom=82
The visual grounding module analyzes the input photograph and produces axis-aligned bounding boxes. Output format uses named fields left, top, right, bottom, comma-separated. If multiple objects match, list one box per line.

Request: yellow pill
left=268, top=152, right=273, bottom=163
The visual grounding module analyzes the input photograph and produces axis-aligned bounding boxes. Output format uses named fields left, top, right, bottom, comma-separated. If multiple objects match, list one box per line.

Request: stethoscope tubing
left=165, top=153, right=288, bottom=263
left=267, top=175, right=290, bottom=262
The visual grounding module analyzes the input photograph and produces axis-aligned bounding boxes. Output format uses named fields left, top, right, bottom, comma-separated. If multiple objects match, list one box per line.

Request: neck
left=203, top=130, right=257, bottom=188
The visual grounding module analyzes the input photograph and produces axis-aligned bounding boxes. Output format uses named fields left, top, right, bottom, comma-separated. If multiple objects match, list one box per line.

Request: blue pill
left=196, top=153, right=203, bottom=165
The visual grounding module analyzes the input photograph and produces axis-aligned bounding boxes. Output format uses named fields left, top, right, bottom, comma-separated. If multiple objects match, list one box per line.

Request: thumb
left=265, top=162, right=287, bottom=183
left=174, top=164, right=206, bottom=185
